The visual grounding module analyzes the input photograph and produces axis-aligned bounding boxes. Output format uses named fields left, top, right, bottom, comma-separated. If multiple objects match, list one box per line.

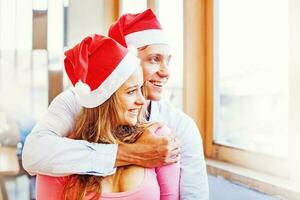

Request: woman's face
left=116, top=67, right=145, bottom=125
left=138, top=44, right=171, bottom=101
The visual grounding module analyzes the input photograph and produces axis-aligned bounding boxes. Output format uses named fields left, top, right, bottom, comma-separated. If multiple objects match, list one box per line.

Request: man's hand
left=115, top=122, right=180, bottom=168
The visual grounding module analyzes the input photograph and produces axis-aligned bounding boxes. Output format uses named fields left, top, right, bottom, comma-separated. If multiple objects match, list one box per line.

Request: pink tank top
left=37, top=168, right=161, bottom=200
left=36, top=125, right=179, bottom=200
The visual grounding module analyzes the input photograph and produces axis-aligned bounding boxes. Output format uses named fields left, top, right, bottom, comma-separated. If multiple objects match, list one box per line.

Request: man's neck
left=146, top=100, right=151, bottom=108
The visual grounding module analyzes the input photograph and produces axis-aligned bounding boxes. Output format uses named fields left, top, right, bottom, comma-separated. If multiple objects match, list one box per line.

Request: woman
left=36, top=34, right=179, bottom=200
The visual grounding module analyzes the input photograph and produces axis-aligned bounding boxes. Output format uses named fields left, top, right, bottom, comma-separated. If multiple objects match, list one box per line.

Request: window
left=120, top=0, right=147, bottom=15
left=196, top=0, right=300, bottom=181
left=158, top=0, right=184, bottom=109
left=213, top=0, right=289, bottom=157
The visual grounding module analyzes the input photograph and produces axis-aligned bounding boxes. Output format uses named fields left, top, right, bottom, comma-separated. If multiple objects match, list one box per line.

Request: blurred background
left=0, top=0, right=300, bottom=199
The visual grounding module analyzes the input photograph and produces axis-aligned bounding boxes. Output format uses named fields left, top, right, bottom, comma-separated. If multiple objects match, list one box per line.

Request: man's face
left=138, top=44, right=171, bottom=101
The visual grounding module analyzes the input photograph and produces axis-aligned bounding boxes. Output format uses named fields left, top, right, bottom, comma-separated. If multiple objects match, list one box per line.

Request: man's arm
left=22, top=90, right=118, bottom=176
left=178, top=118, right=209, bottom=200
left=22, top=90, right=178, bottom=176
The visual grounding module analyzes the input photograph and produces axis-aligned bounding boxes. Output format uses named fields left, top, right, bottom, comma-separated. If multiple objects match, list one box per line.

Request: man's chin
left=147, top=93, right=163, bottom=101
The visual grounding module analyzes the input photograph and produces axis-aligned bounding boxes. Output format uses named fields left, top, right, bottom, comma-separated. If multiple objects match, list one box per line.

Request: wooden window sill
left=206, top=159, right=300, bottom=199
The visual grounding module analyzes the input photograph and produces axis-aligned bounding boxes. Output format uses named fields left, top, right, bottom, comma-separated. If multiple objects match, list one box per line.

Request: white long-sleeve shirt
left=22, top=89, right=209, bottom=199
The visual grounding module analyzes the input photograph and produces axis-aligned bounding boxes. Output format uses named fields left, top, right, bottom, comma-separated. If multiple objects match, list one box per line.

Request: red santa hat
left=108, top=9, right=168, bottom=48
left=64, top=34, right=139, bottom=108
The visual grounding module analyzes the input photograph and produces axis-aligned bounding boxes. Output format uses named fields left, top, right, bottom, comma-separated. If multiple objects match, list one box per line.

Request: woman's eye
left=127, top=89, right=136, bottom=95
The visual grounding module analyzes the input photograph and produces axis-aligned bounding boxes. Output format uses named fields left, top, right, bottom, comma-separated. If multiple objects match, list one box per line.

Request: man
left=22, top=9, right=209, bottom=199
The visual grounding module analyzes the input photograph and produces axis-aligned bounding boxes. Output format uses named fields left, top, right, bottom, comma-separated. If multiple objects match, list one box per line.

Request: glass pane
left=120, top=0, right=147, bottom=15
left=0, top=0, right=64, bottom=120
left=48, top=0, right=64, bottom=53
left=0, top=50, right=48, bottom=119
left=0, top=0, right=17, bottom=50
left=33, top=0, right=48, bottom=11
left=158, top=0, right=183, bottom=109
left=214, top=0, right=288, bottom=157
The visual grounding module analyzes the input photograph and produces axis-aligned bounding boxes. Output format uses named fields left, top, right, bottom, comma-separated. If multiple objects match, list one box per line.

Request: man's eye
left=149, top=56, right=159, bottom=63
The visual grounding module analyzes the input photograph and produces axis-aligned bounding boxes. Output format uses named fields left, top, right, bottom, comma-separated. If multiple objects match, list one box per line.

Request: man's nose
left=158, top=62, right=169, bottom=78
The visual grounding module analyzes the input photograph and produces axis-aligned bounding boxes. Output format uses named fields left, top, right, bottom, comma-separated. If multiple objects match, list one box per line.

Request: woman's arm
left=155, top=125, right=180, bottom=200
left=155, top=163, right=180, bottom=200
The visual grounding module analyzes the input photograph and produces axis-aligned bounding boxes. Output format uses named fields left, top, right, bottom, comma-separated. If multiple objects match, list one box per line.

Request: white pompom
left=127, top=45, right=138, bottom=56
left=74, top=80, right=91, bottom=95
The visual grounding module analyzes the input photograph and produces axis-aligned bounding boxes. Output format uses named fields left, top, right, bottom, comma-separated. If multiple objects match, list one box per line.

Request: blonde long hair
left=63, top=92, right=147, bottom=200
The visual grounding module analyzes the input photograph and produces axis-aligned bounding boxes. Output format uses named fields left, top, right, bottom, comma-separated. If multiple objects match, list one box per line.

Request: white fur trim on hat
left=125, top=29, right=168, bottom=48
left=74, top=80, right=91, bottom=95
left=127, top=45, right=138, bottom=56
left=73, top=53, right=140, bottom=108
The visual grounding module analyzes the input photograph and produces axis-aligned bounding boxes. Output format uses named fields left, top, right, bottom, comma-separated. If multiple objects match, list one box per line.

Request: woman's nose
left=136, top=91, right=145, bottom=106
